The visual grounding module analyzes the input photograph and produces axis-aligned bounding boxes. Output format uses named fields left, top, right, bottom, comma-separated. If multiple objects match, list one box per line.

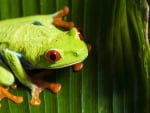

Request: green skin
left=0, top=13, right=88, bottom=98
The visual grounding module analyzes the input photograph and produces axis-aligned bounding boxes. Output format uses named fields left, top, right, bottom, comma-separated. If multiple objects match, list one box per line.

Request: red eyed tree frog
left=0, top=6, right=90, bottom=106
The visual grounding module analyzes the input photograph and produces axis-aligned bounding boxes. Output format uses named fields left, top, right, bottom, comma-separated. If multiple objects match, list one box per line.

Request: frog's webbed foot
left=52, top=6, right=74, bottom=29
left=27, top=69, right=61, bottom=93
left=0, top=86, right=23, bottom=104
left=30, top=73, right=61, bottom=94
left=30, top=83, right=61, bottom=106
left=30, top=87, right=42, bottom=106
left=31, top=81, right=61, bottom=106
left=30, top=82, right=61, bottom=106
left=27, top=69, right=61, bottom=106
left=32, top=79, right=61, bottom=93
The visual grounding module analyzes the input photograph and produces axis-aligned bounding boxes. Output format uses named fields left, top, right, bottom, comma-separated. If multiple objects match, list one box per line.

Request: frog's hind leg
left=0, top=64, right=23, bottom=104
left=2, top=49, right=43, bottom=106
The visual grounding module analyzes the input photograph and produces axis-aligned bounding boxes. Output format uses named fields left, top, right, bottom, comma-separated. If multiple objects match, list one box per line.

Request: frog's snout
left=72, top=43, right=92, bottom=72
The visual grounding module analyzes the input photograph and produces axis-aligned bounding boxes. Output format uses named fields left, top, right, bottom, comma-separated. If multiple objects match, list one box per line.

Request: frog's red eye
left=77, top=28, right=84, bottom=40
left=46, top=50, right=61, bottom=62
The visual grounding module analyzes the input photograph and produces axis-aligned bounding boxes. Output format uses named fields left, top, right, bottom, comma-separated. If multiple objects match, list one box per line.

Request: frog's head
left=34, top=6, right=90, bottom=70
left=37, top=27, right=89, bottom=69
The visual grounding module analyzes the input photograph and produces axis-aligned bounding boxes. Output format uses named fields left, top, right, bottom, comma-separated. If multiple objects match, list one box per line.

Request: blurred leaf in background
left=0, top=0, right=150, bottom=113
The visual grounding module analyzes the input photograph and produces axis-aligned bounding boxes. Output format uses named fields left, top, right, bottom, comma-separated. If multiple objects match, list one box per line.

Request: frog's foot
left=32, top=78, right=61, bottom=93
left=52, top=6, right=74, bottom=29
left=30, top=83, right=61, bottom=106
left=0, top=86, right=23, bottom=104
left=30, top=87, right=42, bottom=106
left=28, top=69, right=61, bottom=93
left=27, top=69, right=61, bottom=106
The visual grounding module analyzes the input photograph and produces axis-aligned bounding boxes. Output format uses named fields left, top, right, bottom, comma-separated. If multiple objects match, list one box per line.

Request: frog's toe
left=10, top=83, right=17, bottom=89
left=30, top=87, right=42, bottom=106
left=73, top=62, right=84, bottom=71
left=48, top=83, right=61, bottom=93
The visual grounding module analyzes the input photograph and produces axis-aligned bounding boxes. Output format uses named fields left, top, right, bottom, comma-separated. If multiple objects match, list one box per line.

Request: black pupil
left=50, top=53, right=56, bottom=61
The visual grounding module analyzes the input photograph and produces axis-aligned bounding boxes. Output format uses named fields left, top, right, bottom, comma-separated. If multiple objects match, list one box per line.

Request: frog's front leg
left=0, top=62, right=23, bottom=104
left=27, top=69, right=61, bottom=93
left=2, top=49, right=42, bottom=106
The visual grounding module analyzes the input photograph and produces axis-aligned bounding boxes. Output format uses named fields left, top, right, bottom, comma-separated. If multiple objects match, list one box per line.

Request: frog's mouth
left=51, top=56, right=86, bottom=69
left=56, top=60, right=83, bottom=71
left=51, top=44, right=91, bottom=71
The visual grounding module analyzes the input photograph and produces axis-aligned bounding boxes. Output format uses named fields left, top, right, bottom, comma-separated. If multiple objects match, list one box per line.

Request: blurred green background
left=0, top=0, right=150, bottom=113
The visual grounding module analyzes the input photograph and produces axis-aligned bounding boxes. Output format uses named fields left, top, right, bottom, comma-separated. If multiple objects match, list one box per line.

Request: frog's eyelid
left=32, top=21, right=43, bottom=26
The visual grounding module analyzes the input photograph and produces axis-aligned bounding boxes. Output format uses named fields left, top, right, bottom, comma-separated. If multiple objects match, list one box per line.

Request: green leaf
left=0, top=0, right=150, bottom=113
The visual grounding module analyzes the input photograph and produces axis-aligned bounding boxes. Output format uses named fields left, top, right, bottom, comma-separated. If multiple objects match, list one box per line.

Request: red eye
left=46, top=50, right=61, bottom=62
left=77, top=28, right=84, bottom=40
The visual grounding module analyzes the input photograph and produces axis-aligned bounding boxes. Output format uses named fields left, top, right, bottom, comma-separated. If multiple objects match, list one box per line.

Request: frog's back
left=0, top=15, right=58, bottom=52
left=0, top=22, right=33, bottom=50
left=0, top=14, right=67, bottom=64
left=0, top=23, right=21, bottom=49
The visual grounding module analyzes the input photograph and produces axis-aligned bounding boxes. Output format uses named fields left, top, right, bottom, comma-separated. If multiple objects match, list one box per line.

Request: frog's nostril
left=73, top=52, right=79, bottom=57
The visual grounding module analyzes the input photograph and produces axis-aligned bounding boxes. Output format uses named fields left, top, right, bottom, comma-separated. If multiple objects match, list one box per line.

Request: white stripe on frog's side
left=12, top=51, right=36, bottom=70
left=0, top=50, right=11, bottom=69
left=0, top=50, right=35, bottom=70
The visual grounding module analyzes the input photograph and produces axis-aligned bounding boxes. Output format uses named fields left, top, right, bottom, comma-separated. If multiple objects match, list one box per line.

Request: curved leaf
left=0, top=0, right=150, bottom=113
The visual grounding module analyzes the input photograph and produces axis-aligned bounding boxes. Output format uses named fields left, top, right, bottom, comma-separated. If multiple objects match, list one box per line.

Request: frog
left=0, top=6, right=90, bottom=106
